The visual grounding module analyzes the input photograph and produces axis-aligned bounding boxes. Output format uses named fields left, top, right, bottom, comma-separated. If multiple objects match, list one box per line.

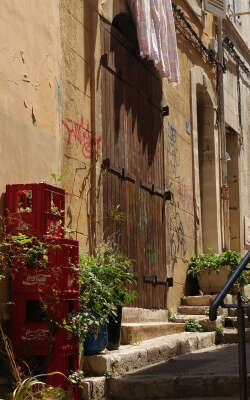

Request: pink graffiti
left=177, top=178, right=193, bottom=213
left=62, top=117, right=102, bottom=159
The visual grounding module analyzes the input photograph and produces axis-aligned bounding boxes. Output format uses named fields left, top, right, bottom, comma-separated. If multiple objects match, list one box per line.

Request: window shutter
left=204, top=0, right=226, bottom=18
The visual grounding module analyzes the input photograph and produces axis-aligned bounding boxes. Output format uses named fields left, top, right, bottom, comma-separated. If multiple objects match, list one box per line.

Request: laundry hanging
left=127, top=0, right=180, bottom=85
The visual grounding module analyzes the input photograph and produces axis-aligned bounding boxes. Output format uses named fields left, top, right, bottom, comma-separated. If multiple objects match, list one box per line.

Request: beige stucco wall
left=60, top=0, right=100, bottom=254
left=0, top=0, right=62, bottom=204
left=1, top=0, right=247, bottom=314
left=0, top=0, right=62, bottom=319
left=223, top=13, right=250, bottom=254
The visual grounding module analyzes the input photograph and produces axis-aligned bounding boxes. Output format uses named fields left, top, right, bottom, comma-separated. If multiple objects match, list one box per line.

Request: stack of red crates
left=6, top=183, right=79, bottom=397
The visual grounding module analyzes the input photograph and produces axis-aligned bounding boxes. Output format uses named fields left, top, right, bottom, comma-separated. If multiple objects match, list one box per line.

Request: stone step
left=108, top=344, right=250, bottom=399
left=122, top=307, right=168, bottom=323
left=220, top=328, right=250, bottom=344
left=177, top=305, right=226, bottom=316
left=121, top=322, right=185, bottom=344
left=174, top=314, right=224, bottom=330
left=83, top=331, right=216, bottom=377
left=158, top=398, right=239, bottom=400
left=228, top=307, right=249, bottom=317
left=108, top=374, right=247, bottom=399
left=182, top=294, right=233, bottom=306
left=225, top=315, right=250, bottom=328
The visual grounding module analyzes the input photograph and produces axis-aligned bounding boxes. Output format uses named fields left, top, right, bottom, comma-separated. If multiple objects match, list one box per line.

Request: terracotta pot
left=197, top=265, right=231, bottom=294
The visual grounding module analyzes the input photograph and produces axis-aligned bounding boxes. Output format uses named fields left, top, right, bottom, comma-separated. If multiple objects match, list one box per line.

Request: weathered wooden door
left=101, top=17, right=168, bottom=309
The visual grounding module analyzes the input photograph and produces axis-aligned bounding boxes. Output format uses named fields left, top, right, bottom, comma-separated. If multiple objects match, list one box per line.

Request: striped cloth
left=127, top=0, right=180, bottom=85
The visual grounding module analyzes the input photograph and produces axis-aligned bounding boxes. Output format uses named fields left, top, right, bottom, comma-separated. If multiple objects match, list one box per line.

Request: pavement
left=108, top=344, right=250, bottom=399
left=130, top=343, right=250, bottom=377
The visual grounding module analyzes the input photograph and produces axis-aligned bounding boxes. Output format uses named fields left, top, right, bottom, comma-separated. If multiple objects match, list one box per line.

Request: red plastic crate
left=11, top=292, right=79, bottom=324
left=11, top=238, right=79, bottom=295
left=11, top=294, right=79, bottom=355
left=6, top=183, right=65, bottom=237
left=11, top=266, right=79, bottom=296
left=11, top=323, right=77, bottom=356
left=47, top=344, right=79, bottom=398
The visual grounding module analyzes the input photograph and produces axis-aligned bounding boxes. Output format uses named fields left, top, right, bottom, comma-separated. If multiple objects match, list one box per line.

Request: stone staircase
left=82, top=296, right=250, bottom=400
left=121, top=307, right=185, bottom=345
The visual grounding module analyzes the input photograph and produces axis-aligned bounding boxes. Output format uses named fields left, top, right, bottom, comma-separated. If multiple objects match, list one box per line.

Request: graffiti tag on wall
left=177, top=177, right=193, bottom=213
left=168, top=195, right=186, bottom=272
left=168, top=123, right=180, bottom=177
left=62, top=117, right=102, bottom=159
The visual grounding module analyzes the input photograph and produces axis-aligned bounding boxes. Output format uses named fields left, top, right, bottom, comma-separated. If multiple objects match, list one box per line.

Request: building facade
left=0, top=0, right=249, bottom=319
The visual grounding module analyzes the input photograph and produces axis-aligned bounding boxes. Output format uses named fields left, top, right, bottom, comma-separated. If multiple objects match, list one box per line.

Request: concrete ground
left=108, top=344, right=250, bottom=399
left=131, top=343, right=250, bottom=377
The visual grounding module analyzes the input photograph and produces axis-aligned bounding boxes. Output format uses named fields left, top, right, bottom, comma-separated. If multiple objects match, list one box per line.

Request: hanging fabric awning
left=127, top=0, right=180, bottom=85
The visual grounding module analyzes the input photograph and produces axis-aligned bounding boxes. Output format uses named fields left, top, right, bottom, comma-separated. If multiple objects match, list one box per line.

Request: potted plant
left=96, top=242, right=137, bottom=350
left=187, top=249, right=247, bottom=294
left=63, top=242, right=137, bottom=354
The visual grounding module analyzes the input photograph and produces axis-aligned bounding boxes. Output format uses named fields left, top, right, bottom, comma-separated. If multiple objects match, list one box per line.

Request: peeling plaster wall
left=0, top=0, right=62, bottom=321
left=60, top=0, right=100, bottom=254
left=0, top=0, right=62, bottom=202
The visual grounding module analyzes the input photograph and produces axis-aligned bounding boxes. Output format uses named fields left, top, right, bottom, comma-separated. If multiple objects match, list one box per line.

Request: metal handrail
left=209, top=250, right=250, bottom=400
left=209, top=251, right=250, bottom=321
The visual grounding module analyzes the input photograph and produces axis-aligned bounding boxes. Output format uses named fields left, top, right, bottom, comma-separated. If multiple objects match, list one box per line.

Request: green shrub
left=187, top=249, right=249, bottom=287
left=185, top=318, right=204, bottom=332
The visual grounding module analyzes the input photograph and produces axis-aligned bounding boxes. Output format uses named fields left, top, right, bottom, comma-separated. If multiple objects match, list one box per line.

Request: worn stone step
left=108, top=374, right=247, bottom=399
left=122, top=308, right=168, bottom=323
left=177, top=305, right=227, bottom=316
left=83, top=331, right=216, bottom=377
left=220, top=328, right=250, bottom=344
left=174, top=314, right=224, bottom=330
left=228, top=307, right=249, bottom=317
left=121, top=322, right=185, bottom=344
left=182, top=294, right=232, bottom=306
left=108, top=344, right=250, bottom=399
left=225, top=315, right=250, bottom=328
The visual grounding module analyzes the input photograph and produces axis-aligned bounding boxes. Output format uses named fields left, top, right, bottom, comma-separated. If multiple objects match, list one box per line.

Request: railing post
left=237, top=292, right=248, bottom=400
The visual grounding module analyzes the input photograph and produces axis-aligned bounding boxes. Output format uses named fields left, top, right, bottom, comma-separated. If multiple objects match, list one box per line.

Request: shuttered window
left=204, top=0, right=226, bottom=18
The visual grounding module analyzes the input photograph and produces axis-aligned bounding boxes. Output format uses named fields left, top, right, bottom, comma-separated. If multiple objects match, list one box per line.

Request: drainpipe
left=217, top=17, right=230, bottom=250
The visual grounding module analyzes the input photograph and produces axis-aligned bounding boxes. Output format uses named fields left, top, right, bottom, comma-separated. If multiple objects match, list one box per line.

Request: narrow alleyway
left=108, top=343, right=250, bottom=399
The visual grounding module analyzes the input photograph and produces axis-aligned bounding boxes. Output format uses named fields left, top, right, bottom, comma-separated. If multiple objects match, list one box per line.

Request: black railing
left=209, top=251, right=250, bottom=400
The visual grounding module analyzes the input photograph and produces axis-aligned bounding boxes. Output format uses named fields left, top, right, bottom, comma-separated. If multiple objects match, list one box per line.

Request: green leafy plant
left=215, top=324, right=224, bottom=344
left=68, top=370, right=85, bottom=388
left=187, top=249, right=249, bottom=287
left=103, top=369, right=115, bottom=379
left=185, top=318, right=204, bottom=332
left=168, top=308, right=177, bottom=322
left=12, top=373, right=70, bottom=400
left=0, top=233, right=49, bottom=272
left=64, top=242, right=137, bottom=340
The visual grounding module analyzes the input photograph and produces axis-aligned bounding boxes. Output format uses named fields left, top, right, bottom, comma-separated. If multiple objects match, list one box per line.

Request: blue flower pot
left=84, top=323, right=108, bottom=355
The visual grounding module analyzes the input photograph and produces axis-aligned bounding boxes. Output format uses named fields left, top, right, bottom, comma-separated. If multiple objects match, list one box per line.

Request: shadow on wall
left=109, top=11, right=163, bottom=166
left=84, top=0, right=98, bottom=94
